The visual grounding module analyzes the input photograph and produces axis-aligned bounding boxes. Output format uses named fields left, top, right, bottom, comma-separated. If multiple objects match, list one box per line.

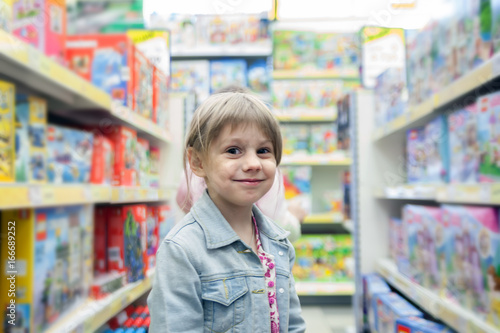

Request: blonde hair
left=184, top=92, right=282, bottom=168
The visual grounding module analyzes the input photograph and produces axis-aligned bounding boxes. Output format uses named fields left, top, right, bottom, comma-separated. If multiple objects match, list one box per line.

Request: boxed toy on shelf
left=282, top=166, right=312, bottom=215
left=155, top=204, right=174, bottom=241
left=12, top=0, right=66, bottom=64
left=247, top=58, right=270, bottom=95
left=478, top=92, right=500, bottom=182
left=1, top=206, right=93, bottom=333
left=209, top=59, right=247, bottom=94
left=424, top=114, right=449, bottom=183
left=395, top=316, right=454, bottom=332
left=132, top=48, right=154, bottom=120
left=106, top=125, right=137, bottom=186
left=66, top=34, right=135, bottom=108
left=145, top=206, right=159, bottom=271
left=272, top=30, right=317, bottom=71
left=149, top=146, right=160, bottom=188
left=15, top=94, right=47, bottom=183
left=309, top=124, right=337, bottom=154
left=94, top=206, right=108, bottom=274
left=374, top=67, right=407, bottom=127
left=281, top=124, right=310, bottom=156
left=136, top=137, right=150, bottom=187
left=171, top=60, right=210, bottom=103
left=0, top=80, right=15, bottom=182
left=89, top=132, right=113, bottom=185
left=0, top=0, right=12, bottom=32
left=337, top=93, right=352, bottom=151
left=153, top=67, right=170, bottom=128
left=362, top=274, right=390, bottom=331
left=107, top=205, right=147, bottom=283
left=371, top=292, right=423, bottom=333
left=46, top=125, right=94, bottom=184
left=315, top=33, right=360, bottom=76
left=127, top=30, right=171, bottom=77
left=407, top=128, right=426, bottom=184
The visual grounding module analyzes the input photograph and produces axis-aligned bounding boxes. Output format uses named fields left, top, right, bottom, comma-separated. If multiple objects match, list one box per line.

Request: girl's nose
left=243, top=152, right=262, bottom=171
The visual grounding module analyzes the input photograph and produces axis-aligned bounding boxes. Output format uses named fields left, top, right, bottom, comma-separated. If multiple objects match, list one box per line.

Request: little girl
left=148, top=92, right=306, bottom=332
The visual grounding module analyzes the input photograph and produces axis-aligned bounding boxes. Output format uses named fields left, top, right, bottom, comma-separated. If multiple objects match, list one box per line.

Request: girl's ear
left=187, top=147, right=207, bottom=178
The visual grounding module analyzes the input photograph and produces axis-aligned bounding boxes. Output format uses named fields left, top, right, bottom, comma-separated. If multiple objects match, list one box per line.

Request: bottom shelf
left=47, top=270, right=154, bottom=333
left=295, top=281, right=355, bottom=296
left=376, top=258, right=499, bottom=333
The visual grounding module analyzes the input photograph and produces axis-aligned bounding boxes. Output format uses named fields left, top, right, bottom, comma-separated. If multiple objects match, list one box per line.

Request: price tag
left=29, top=187, right=42, bottom=206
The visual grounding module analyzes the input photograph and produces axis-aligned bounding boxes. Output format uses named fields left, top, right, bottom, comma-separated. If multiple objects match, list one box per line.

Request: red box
left=66, top=34, right=135, bottom=108
left=145, top=206, right=159, bottom=271
left=136, top=137, right=150, bottom=187
left=106, top=126, right=137, bottom=186
left=94, top=207, right=108, bottom=274
left=133, top=48, right=154, bottom=120
left=153, top=67, right=169, bottom=127
left=90, top=133, right=114, bottom=185
left=107, top=205, right=147, bottom=282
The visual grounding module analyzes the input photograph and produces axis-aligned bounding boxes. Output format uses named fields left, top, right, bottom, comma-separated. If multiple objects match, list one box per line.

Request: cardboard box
left=0, top=0, right=12, bottom=32
left=396, top=316, right=454, bottom=332
left=372, top=292, right=423, bottom=333
left=132, top=48, right=153, bottom=119
left=153, top=67, right=169, bottom=128
left=90, top=132, right=114, bottom=185
left=0, top=80, right=15, bottom=182
left=106, top=125, right=137, bottom=186
left=127, top=29, right=171, bottom=77
left=136, top=137, right=150, bottom=187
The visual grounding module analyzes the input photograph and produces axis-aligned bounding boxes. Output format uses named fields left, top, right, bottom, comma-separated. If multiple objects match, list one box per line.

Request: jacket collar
left=191, top=190, right=290, bottom=249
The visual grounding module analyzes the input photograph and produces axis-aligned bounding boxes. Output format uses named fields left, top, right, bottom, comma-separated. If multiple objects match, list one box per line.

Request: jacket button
left=279, top=288, right=284, bottom=294
left=278, top=251, right=284, bottom=256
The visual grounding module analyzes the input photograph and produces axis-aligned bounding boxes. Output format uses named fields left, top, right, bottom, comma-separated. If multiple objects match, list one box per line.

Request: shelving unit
left=171, top=41, right=272, bottom=58
left=281, top=154, right=352, bottom=166
left=272, top=69, right=359, bottom=80
left=377, top=259, right=499, bottom=333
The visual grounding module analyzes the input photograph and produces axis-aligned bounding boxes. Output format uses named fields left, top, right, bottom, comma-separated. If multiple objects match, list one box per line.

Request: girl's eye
left=226, top=147, right=241, bottom=154
left=258, top=147, right=272, bottom=154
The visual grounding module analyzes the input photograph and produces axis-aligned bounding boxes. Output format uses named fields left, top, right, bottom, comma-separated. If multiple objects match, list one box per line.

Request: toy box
left=155, top=204, right=174, bottom=241
left=372, top=292, right=423, bottom=333
left=0, top=80, right=15, bottom=182
left=375, top=68, right=407, bottom=124
left=209, top=59, right=247, bottom=94
left=403, top=205, right=441, bottom=288
left=94, top=207, right=108, bottom=274
left=132, top=47, right=154, bottom=120
left=362, top=274, right=390, bottom=330
left=247, top=59, right=270, bottom=94
left=425, top=114, right=449, bottom=183
left=12, top=0, right=66, bottom=64
left=127, top=29, right=171, bottom=78
left=282, top=166, right=312, bottom=215
left=107, top=205, right=147, bottom=283
left=487, top=229, right=500, bottom=328
left=292, top=235, right=353, bottom=285
left=478, top=92, right=500, bottom=181
left=315, top=32, right=360, bottom=76
left=106, top=125, right=137, bottom=186
left=145, top=206, right=159, bottom=271
left=406, top=27, right=433, bottom=106
left=273, top=30, right=316, bottom=71
left=407, top=128, right=426, bottom=184
left=493, top=0, right=500, bottom=53
left=153, top=67, right=169, bottom=128
left=171, top=60, right=210, bottom=103
left=389, top=217, right=406, bottom=265
left=149, top=146, right=160, bottom=188
left=90, top=271, right=126, bottom=300
left=448, top=104, right=480, bottom=183
left=0, top=0, right=12, bottom=32
left=15, top=94, right=47, bottom=183
left=281, top=124, right=310, bottom=156
left=46, top=125, right=94, bottom=183
left=89, top=132, right=113, bottom=185
left=136, top=137, right=150, bottom=187
left=395, top=316, right=454, bottom=332
left=66, top=34, right=135, bottom=108
left=309, top=124, right=337, bottom=154
left=337, top=93, right=352, bottom=151
left=465, top=0, right=493, bottom=70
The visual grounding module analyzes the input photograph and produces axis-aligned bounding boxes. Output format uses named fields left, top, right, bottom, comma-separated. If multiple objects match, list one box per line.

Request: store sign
left=360, top=27, right=406, bottom=89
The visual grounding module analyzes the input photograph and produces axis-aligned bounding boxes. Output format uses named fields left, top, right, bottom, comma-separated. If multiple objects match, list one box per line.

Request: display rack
left=46, top=270, right=155, bottom=333
left=171, top=41, right=272, bottom=58
left=272, top=69, right=359, bottom=80
left=281, top=154, right=352, bottom=166
left=377, top=259, right=499, bottom=333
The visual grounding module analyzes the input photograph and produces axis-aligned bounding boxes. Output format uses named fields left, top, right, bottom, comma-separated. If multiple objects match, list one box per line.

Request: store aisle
left=301, top=306, right=356, bottom=333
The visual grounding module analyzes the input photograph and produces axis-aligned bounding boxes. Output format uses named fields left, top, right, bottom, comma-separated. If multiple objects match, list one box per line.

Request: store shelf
left=0, top=30, right=171, bottom=144
left=274, top=114, right=337, bottom=122
left=295, top=281, right=355, bottom=296
left=373, top=54, right=497, bottom=141
left=0, top=184, right=169, bottom=209
left=304, top=212, right=344, bottom=223
left=377, top=258, right=499, bottom=333
left=281, top=154, right=352, bottom=166
left=272, top=69, right=359, bottom=80
left=171, top=41, right=272, bottom=58
left=46, top=270, right=154, bottom=333
left=301, top=214, right=349, bottom=234
left=374, top=183, right=500, bottom=205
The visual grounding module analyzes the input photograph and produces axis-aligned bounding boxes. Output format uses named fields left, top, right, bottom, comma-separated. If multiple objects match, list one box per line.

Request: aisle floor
left=301, top=305, right=356, bottom=333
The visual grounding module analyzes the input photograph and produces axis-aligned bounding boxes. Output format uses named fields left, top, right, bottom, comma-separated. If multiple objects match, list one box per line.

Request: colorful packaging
left=281, top=124, right=310, bottom=156
left=315, top=32, right=360, bottom=77
left=374, top=67, right=408, bottom=125
left=149, top=146, right=160, bottom=188
left=132, top=47, right=154, bottom=120
left=448, top=104, right=480, bottom=183
left=396, top=316, right=454, bottom=332
left=493, top=0, right=500, bottom=53
left=66, top=34, right=135, bottom=108
left=94, top=207, right=108, bottom=273
left=107, top=205, right=147, bottom=283
left=488, top=230, right=500, bottom=328
left=281, top=166, right=312, bottom=215
left=466, top=0, right=493, bottom=70
left=209, top=59, right=247, bottom=94
left=136, top=137, right=150, bottom=187
left=425, top=114, right=449, bottom=183
left=0, top=0, right=12, bottom=32
left=478, top=92, right=500, bottom=181
left=153, top=67, right=169, bottom=128
left=362, top=274, right=390, bottom=330
left=337, top=93, right=351, bottom=151
left=247, top=59, right=270, bottom=94
left=127, top=30, right=171, bottom=77
left=0, top=80, right=15, bottom=182
left=46, top=125, right=94, bottom=183
left=309, top=124, right=337, bottom=154
left=90, top=132, right=114, bottom=185
left=170, top=60, right=210, bottom=103
left=155, top=204, right=174, bottom=241
left=12, top=0, right=66, bottom=64
left=389, top=217, right=406, bottom=264
left=407, top=128, right=426, bottom=184
left=106, top=126, right=137, bottom=186
left=145, top=206, right=159, bottom=271
left=372, top=292, right=423, bottom=333
left=90, top=271, right=126, bottom=300
left=403, top=205, right=441, bottom=288
left=15, top=94, right=47, bottom=183
left=273, top=30, right=316, bottom=71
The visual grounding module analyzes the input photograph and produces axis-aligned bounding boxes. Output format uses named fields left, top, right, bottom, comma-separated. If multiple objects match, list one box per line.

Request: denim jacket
left=147, top=190, right=306, bottom=333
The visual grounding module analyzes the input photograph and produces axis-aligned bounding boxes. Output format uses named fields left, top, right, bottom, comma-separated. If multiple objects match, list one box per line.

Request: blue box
left=424, top=114, right=449, bottom=183
left=372, top=292, right=423, bottom=333
left=395, top=316, right=454, bottom=332
left=363, top=274, right=390, bottom=329
left=209, top=59, right=247, bottom=93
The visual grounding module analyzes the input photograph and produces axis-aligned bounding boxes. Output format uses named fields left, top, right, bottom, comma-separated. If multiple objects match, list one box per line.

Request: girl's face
left=193, top=123, right=277, bottom=212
